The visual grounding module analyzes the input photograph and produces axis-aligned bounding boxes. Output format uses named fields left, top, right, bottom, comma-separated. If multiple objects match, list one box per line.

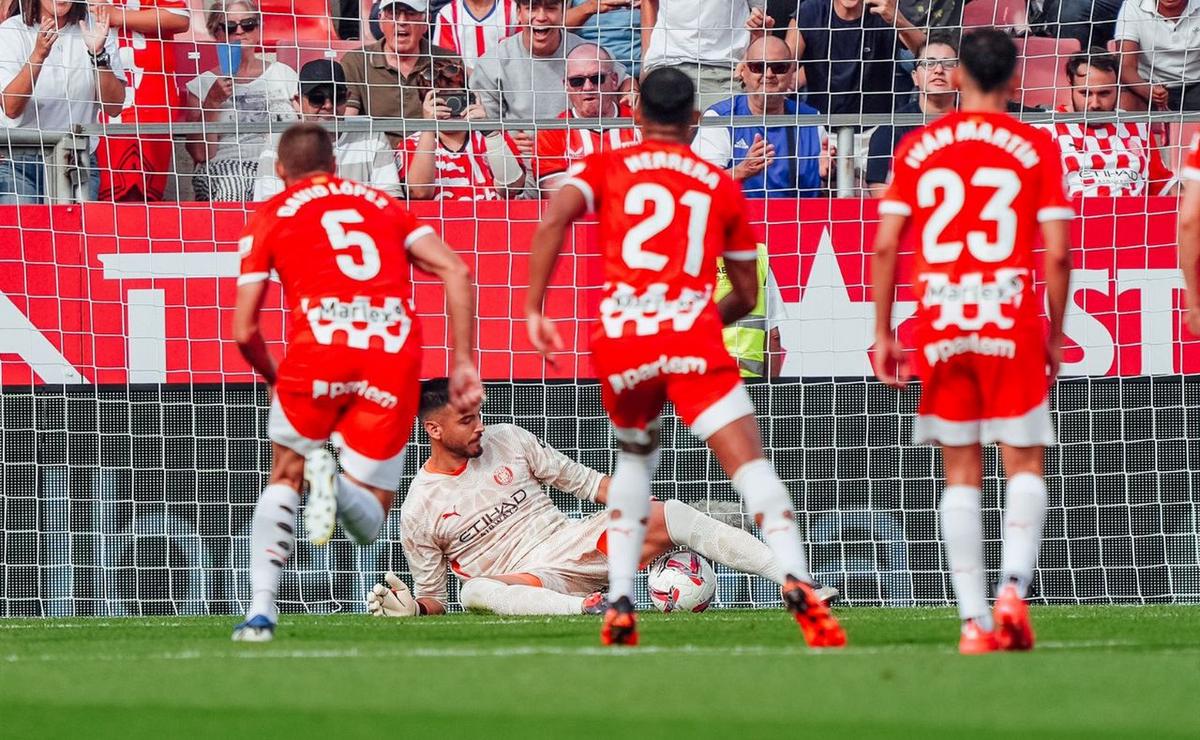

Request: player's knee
left=459, top=578, right=503, bottom=611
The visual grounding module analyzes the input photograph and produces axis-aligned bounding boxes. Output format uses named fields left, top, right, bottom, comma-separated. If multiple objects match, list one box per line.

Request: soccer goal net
left=2, top=3, right=1199, bottom=616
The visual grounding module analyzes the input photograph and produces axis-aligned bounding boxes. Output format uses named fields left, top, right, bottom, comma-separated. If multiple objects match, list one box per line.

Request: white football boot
left=303, top=448, right=338, bottom=547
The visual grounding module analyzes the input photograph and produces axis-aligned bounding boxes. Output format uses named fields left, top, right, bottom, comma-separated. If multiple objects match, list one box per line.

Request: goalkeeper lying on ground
left=367, top=379, right=836, bottom=617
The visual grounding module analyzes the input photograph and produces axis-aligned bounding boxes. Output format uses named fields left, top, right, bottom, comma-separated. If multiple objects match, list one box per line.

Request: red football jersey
left=533, top=105, right=642, bottom=183
left=1184, top=133, right=1200, bottom=184
left=237, top=174, right=432, bottom=353
left=562, top=138, right=759, bottom=339
left=881, top=110, right=1073, bottom=333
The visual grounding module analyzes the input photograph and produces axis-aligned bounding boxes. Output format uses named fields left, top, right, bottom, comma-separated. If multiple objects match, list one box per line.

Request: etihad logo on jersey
left=903, top=120, right=1041, bottom=170
left=312, top=379, right=398, bottom=408
left=923, top=332, right=1017, bottom=366
left=608, top=354, right=708, bottom=393
left=276, top=180, right=389, bottom=217
left=599, top=282, right=712, bottom=338
left=622, top=150, right=721, bottom=190
left=457, top=489, right=528, bottom=544
left=921, top=270, right=1027, bottom=332
left=300, top=296, right=413, bottom=353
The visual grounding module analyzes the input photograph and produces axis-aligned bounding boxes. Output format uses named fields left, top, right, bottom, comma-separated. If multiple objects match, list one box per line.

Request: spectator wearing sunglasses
left=692, top=35, right=823, bottom=198
left=530, top=43, right=640, bottom=191
left=471, top=0, right=630, bottom=159
left=253, top=59, right=401, bottom=200
left=864, top=32, right=957, bottom=196
left=341, top=0, right=464, bottom=148
left=184, top=0, right=298, bottom=201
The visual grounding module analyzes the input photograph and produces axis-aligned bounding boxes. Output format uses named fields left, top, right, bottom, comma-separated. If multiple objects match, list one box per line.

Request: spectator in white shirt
left=253, top=60, right=402, bottom=201
left=0, top=0, right=126, bottom=203
left=1115, top=0, right=1200, bottom=111
left=183, top=0, right=298, bottom=201
left=640, top=0, right=774, bottom=110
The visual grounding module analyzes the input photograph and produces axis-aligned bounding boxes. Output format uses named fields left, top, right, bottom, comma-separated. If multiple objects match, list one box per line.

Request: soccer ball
left=647, top=549, right=717, bottom=613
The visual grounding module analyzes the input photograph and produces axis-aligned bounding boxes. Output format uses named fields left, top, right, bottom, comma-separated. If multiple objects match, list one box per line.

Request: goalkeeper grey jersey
left=400, top=424, right=603, bottom=603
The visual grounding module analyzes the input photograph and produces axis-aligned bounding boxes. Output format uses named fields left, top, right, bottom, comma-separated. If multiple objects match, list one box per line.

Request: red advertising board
left=0, top=198, right=1191, bottom=385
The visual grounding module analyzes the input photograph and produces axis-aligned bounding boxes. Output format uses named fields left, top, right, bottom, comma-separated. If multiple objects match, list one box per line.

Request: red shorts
left=269, top=342, right=421, bottom=489
left=911, top=322, right=1054, bottom=447
left=591, top=326, right=753, bottom=444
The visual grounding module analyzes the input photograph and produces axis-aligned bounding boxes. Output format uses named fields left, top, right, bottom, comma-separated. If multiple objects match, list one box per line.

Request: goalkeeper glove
left=366, top=571, right=419, bottom=617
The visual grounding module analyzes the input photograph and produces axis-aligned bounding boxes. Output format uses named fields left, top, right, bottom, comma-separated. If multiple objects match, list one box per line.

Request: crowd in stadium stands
left=0, top=0, right=1197, bottom=204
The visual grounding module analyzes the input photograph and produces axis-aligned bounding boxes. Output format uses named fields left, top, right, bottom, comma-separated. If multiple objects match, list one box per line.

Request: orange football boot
left=994, top=582, right=1035, bottom=651
left=782, top=577, right=847, bottom=648
left=600, top=596, right=638, bottom=646
left=958, top=619, right=1001, bottom=655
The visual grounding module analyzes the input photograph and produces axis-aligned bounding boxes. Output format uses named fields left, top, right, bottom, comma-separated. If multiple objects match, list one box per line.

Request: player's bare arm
left=232, top=280, right=278, bottom=386
left=871, top=212, right=909, bottom=389
left=408, top=233, right=484, bottom=411
left=1040, top=218, right=1072, bottom=381
left=525, top=184, right=587, bottom=359
left=1179, top=178, right=1200, bottom=336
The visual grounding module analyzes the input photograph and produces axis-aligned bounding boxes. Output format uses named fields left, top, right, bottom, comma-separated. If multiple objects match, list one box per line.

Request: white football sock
left=663, top=498, right=784, bottom=584
left=1000, top=472, right=1047, bottom=598
left=248, top=483, right=300, bottom=621
left=731, top=459, right=811, bottom=582
left=940, top=485, right=992, bottom=630
left=459, top=578, right=584, bottom=615
left=335, top=474, right=386, bottom=545
left=605, top=450, right=658, bottom=601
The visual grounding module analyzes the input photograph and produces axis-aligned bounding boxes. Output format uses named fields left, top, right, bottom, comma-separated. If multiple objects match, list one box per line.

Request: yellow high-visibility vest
left=715, top=243, right=770, bottom=378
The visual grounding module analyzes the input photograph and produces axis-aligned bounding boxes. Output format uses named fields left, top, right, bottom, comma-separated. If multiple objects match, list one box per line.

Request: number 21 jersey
left=561, top=139, right=760, bottom=340
left=880, top=110, right=1072, bottom=336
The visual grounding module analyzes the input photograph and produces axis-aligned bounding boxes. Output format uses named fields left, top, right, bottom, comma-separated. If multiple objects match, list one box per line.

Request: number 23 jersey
left=561, top=139, right=760, bottom=340
left=237, top=173, right=432, bottom=358
left=880, top=110, right=1072, bottom=337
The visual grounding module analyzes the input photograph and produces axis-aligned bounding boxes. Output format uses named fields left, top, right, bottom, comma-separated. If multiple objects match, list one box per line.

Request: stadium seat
left=961, top=0, right=1028, bottom=30
left=1016, top=36, right=1081, bottom=109
left=261, top=0, right=337, bottom=44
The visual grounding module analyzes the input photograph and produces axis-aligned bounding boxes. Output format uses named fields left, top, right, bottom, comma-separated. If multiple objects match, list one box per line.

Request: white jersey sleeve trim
left=878, top=200, right=912, bottom=216
left=1182, top=166, right=1200, bottom=183
left=561, top=177, right=595, bottom=213
left=1037, top=206, right=1075, bottom=223
left=405, top=225, right=436, bottom=249
left=237, top=272, right=270, bottom=286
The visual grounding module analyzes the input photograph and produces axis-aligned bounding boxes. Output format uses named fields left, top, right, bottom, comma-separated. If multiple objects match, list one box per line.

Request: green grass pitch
left=2, top=605, right=1197, bottom=739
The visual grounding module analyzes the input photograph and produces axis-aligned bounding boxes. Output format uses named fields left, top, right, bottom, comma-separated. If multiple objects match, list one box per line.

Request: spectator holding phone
left=253, top=59, right=401, bottom=200
left=400, top=63, right=524, bottom=199
left=0, top=0, right=126, bottom=203
left=183, top=0, right=297, bottom=201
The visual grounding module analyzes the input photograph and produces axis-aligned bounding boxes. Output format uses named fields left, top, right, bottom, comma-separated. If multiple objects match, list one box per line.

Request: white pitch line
left=7, top=640, right=1183, bottom=664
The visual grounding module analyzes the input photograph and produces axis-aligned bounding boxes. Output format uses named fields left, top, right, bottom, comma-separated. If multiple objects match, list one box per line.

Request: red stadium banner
left=0, top=199, right=1192, bottom=385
